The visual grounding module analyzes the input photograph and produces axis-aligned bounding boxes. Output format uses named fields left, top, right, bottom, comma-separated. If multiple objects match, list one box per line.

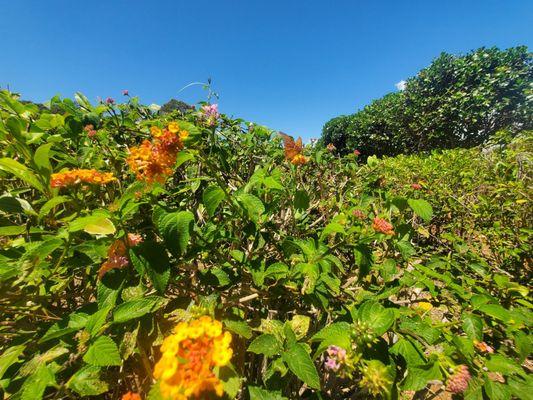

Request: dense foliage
left=0, top=90, right=531, bottom=400
left=322, top=46, right=532, bottom=157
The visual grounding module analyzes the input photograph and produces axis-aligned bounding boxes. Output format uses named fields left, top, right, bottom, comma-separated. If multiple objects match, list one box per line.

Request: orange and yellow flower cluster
left=121, top=392, right=141, bottom=400
left=154, top=316, right=233, bottom=400
left=372, top=217, right=395, bottom=235
left=126, top=123, right=189, bottom=183
left=98, top=233, right=143, bottom=279
left=50, top=169, right=116, bottom=188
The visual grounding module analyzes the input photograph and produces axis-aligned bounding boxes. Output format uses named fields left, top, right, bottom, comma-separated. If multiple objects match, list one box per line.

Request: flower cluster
left=352, top=209, right=366, bottom=220
left=126, top=123, right=188, bottom=183
left=201, top=104, right=220, bottom=126
left=446, top=365, right=471, bottom=394
left=84, top=124, right=97, bottom=138
left=324, top=345, right=347, bottom=372
left=98, top=233, right=143, bottom=278
left=326, top=143, right=336, bottom=152
left=359, top=360, right=393, bottom=396
left=154, top=316, right=232, bottom=400
left=51, top=169, right=116, bottom=188
left=411, top=182, right=422, bottom=190
left=372, top=217, right=395, bottom=235
left=121, top=392, right=141, bottom=400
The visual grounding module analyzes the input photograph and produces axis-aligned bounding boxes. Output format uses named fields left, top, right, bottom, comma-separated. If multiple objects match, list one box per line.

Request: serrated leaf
left=0, top=345, right=25, bottom=379
left=113, top=296, right=167, bottom=323
left=130, top=241, right=170, bottom=294
left=282, top=343, right=320, bottom=389
left=235, top=193, right=264, bottom=222
left=407, top=198, right=433, bottom=222
left=223, top=319, right=252, bottom=339
left=67, top=366, right=108, bottom=396
left=0, top=157, right=45, bottom=193
left=357, top=301, right=395, bottom=336
left=154, top=207, right=194, bottom=256
left=248, top=386, right=288, bottom=400
left=20, top=364, right=55, bottom=400
left=310, top=321, right=352, bottom=357
left=247, top=334, right=282, bottom=357
left=203, top=185, right=226, bottom=217
left=83, top=336, right=121, bottom=366
left=462, top=313, right=483, bottom=341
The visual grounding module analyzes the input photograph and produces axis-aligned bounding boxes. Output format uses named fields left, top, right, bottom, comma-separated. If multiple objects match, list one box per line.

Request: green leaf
left=0, top=157, right=45, bottom=193
left=0, top=225, right=26, bottom=236
left=287, top=315, right=310, bottom=340
left=484, top=379, right=511, bottom=400
left=83, top=336, right=121, bottom=366
left=175, top=150, right=194, bottom=168
left=38, top=195, right=70, bottom=219
left=85, top=307, right=111, bottom=337
left=486, top=354, right=524, bottom=376
left=248, top=386, right=288, bottom=400
left=294, top=190, right=309, bottom=211
left=282, top=343, right=320, bottom=389
left=357, top=301, right=395, bottom=336
left=33, top=143, right=53, bottom=176
left=310, top=322, right=352, bottom=357
left=69, top=214, right=115, bottom=235
left=320, top=222, right=346, bottom=240
left=402, top=361, right=442, bottom=391
left=223, top=319, right=252, bottom=339
left=236, top=193, right=264, bottom=222
left=130, top=241, right=170, bottom=294
left=247, top=334, right=282, bottom=357
left=20, top=364, right=55, bottom=400
left=462, top=313, right=483, bottom=341
left=203, top=185, right=226, bottom=217
left=113, top=296, right=167, bottom=323
left=154, top=207, right=194, bottom=256
left=407, top=198, right=433, bottom=222
left=67, top=366, right=108, bottom=396
left=0, top=345, right=25, bottom=379
left=479, top=304, right=512, bottom=323
left=390, top=338, right=426, bottom=367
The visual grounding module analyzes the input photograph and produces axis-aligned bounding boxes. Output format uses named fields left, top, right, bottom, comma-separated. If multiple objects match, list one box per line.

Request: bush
left=0, top=90, right=531, bottom=399
left=322, top=46, right=532, bottom=156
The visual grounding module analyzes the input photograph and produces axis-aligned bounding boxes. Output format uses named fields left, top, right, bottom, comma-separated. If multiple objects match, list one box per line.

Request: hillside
left=0, top=90, right=531, bottom=400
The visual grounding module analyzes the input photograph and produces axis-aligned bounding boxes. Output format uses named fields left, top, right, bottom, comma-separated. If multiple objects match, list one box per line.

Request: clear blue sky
left=1, top=1, right=531, bottom=140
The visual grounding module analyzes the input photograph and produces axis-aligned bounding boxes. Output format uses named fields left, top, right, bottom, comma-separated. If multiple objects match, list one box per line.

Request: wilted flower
left=353, top=209, right=366, bottom=220
left=98, top=233, right=143, bottom=278
left=84, top=124, right=97, bottom=138
left=106, top=97, right=115, bottom=105
left=51, top=169, right=116, bottom=188
left=446, top=365, right=471, bottom=394
left=372, top=217, right=395, bottom=235
left=474, top=341, right=494, bottom=354
left=153, top=316, right=232, bottom=399
left=121, top=392, right=141, bottom=400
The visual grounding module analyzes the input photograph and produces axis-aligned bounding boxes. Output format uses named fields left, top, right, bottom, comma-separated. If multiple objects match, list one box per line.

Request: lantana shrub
left=0, top=90, right=531, bottom=399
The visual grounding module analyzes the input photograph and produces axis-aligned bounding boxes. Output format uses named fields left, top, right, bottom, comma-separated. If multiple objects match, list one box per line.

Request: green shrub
left=323, top=46, right=532, bottom=156
left=0, top=90, right=531, bottom=399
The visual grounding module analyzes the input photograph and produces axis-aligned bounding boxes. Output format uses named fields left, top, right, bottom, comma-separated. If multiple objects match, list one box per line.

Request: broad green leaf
left=310, top=321, right=352, bottom=357
left=294, top=189, right=309, bottom=211
left=287, top=315, right=310, bottom=340
left=130, top=241, right=170, bottom=294
left=154, top=207, right=194, bottom=256
left=33, top=143, right=53, bottom=176
left=0, top=345, right=25, bottom=379
left=247, top=334, right=282, bottom=357
left=83, top=336, right=121, bottom=366
left=203, top=185, right=226, bottom=217
left=175, top=150, right=195, bottom=168
left=462, top=313, right=483, bottom=341
left=402, top=361, right=442, bottom=391
left=0, top=225, right=25, bottom=236
left=69, top=214, right=115, bottom=235
left=0, top=157, right=45, bottom=193
left=390, top=338, right=426, bottom=367
left=223, top=319, right=252, bottom=339
left=85, top=307, right=111, bottom=337
left=67, top=366, right=108, bottom=396
left=38, top=195, right=70, bottom=219
left=235, top=193, right=264, bottom=222
left=113, top=296, right=167, bottom=323
left=20, top=364, right=55, bottom=400
left=248, top=386, right=288, bottom=400
left=357, top=301, right=395, bottom=336
left=282, top=343, right=320, bottom=389
left=407, top=198, right=433, bottom=222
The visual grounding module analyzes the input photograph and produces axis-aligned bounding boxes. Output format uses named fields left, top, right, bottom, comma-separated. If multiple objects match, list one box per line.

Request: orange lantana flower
left=154, top=316, right=233, bottom=400
left=279, top=132, right=308, bottom=166
left=121, top=392, right=141, bottom=400
left=372, top=217, right=395, bottom=235
left=51, top=169, right=116, bottom=188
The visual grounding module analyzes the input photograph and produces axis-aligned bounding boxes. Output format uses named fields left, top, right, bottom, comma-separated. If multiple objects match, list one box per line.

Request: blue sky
left=1, top=1, right=531, bottom=140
